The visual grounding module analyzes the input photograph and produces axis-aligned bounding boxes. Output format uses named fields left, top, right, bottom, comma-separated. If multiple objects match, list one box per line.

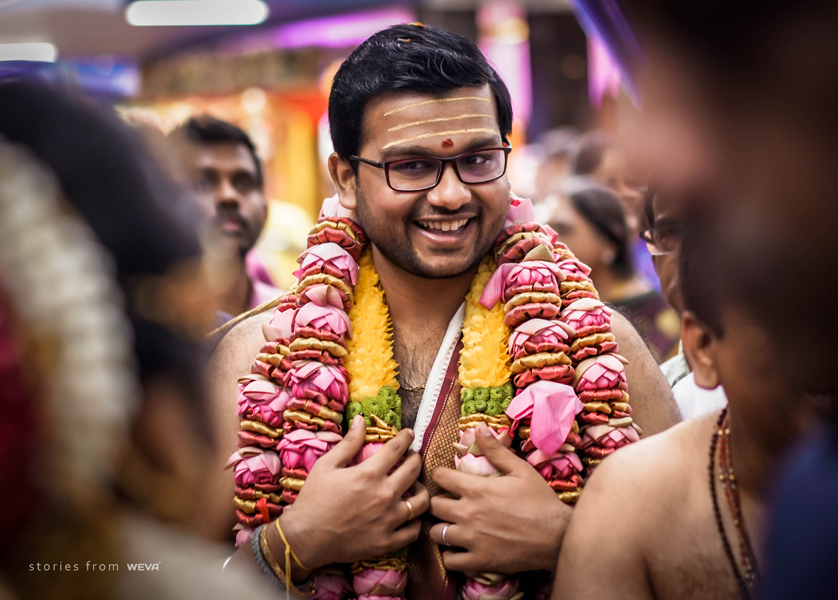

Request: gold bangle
left=259, top=525, right=309, bottom=600
left=274, top=517, right=312, bottom=572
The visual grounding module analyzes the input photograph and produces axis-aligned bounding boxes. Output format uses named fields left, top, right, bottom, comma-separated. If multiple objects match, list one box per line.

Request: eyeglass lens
left=386, top=149, right=507, bottom=191
left=644, top=224, right=682, bottom=255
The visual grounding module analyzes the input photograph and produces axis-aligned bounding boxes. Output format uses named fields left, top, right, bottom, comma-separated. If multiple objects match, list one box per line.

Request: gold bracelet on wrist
left=274, top=517, right=313, bottom=572
left=259, top=523, right=313, bottom=600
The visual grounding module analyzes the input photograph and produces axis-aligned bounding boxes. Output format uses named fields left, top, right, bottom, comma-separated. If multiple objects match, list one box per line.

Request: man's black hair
left=679, top=209, right=725, bottom=338
left=568, top=184, right=635, bottom=279
left=328, top=23, right=513, bottom=160
left=173, top=115, right=263, bottom=187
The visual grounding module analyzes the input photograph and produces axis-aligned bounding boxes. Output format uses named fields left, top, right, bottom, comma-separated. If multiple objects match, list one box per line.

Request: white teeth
left=418, top=219, right=469, bottom=232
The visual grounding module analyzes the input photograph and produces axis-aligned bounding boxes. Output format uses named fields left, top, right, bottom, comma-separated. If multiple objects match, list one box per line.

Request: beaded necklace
left=709, top=408, right=759, bottom=599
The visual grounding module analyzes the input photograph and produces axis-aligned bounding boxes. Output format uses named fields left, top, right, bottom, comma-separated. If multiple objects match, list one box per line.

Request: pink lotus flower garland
left=228, top=194, right=637, bottom=599
left=227, top=203, right=364, bottom=597
left=459, top=196, right=638, bottom=598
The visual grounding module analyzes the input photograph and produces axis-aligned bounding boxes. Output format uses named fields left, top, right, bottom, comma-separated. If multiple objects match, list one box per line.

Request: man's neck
left=728, top=410, right=786, bottom=499
left=371, top=246, right=475, bottom=334
left=216, top=259, right=251, bottom=317
left=372, top=247, right=475, bottom=430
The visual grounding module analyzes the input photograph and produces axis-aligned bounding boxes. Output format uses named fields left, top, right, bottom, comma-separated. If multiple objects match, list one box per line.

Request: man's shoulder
left=583, top=411, right=720, bottom=507
left=212, top=311, right=273, bottom=367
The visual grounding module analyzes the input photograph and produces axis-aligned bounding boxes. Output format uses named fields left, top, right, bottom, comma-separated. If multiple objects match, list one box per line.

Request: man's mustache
left=408, top=202, right=482, bottom=221
left=212, top=208, right=250, bottom=234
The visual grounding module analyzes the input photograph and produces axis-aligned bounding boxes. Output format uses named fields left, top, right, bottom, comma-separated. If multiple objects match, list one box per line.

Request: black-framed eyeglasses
left=350, top=146, right=512, bottom=192
left=640, top=223, right=684, bottom=256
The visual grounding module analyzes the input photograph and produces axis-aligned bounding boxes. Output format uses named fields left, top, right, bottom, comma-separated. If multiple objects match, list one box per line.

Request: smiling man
left=171, top=116, right=279, bottom=321
left=218, top=24, right=679, bottom=598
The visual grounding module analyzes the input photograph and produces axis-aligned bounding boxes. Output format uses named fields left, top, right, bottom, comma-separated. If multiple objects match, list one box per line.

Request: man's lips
left=215, top=215, right=248, bottom=235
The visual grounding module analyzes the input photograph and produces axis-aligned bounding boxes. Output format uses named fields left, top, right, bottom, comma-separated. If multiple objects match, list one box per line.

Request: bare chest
left=646, top=479, right=743, bottom=600
left=392, top=328, right=447, bottom=430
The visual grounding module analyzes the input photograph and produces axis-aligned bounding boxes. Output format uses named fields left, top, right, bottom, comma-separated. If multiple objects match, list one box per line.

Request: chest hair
left=392, top=324, right=448, bottom=430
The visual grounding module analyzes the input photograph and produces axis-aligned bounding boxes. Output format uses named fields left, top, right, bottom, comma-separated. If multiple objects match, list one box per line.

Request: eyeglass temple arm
left=349, top=155, right=385, bottom=168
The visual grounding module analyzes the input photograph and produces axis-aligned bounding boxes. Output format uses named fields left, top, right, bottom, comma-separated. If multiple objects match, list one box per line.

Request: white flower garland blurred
left=0, top=137, right=139, bottom=510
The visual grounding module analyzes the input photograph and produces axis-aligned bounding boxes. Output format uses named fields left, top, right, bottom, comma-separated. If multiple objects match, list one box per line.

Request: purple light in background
left=477, top=2, right=532, bottom=126
left=588, top=34, right=621, bottom=108
left=272, top=7, right=416, bottom=50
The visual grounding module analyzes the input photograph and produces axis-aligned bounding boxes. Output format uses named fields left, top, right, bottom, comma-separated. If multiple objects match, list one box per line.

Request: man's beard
left=354, top=186, right=505, bottom=279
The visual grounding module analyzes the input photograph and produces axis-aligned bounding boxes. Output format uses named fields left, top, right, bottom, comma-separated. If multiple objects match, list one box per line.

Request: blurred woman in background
left=0, top=82, right=275, bottom=600
left=539, top=182, right=679, bottom=362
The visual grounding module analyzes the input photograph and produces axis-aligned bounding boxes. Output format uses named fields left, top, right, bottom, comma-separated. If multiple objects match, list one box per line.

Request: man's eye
left=655, top=226, right=683, bottom=248
left=391, top=160, right=435, bottom=172
left=233, top=175, right=257, bottom=193
left=461, top=153, right=490, bottom=166
left=194, top=175, right=215, bottom=192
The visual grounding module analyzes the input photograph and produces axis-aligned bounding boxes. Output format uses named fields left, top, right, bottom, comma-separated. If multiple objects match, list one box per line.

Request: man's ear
left=328, top=153, right=358, bottom=211
left=681, top=310, right=721, bottom=390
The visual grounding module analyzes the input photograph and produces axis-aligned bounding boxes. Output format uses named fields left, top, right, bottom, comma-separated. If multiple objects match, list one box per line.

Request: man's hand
left=429, top=423, right=571, bottom=573
left=280, top=415, right=430, bottom=569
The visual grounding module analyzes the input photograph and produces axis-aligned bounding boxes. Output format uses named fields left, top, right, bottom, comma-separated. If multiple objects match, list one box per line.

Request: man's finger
left=364, top=428, right=415, bottom=472
left=429, top=494, right=461, bottom=523
left=429, top=522, right=467, bottom=549
left=387, top=451, right=422, bottom=497
left=441, top=548, right=485, bottom=573
left=402, top=481, right=430, bottom=522
left=431, top=466, right=473, bottom=497
left=317, top=415, right=367, bottom=468
left=387, top=520, right=422, bottom=551
left=473, top=423, right=528, bottom=475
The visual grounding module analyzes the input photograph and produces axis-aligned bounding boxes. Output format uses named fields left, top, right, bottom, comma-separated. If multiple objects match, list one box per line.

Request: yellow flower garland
left=345, top=249, right=400, bottom=402
left=345, top=251, right=511, bottom=398
left=459, top=255, right=511, bottom=389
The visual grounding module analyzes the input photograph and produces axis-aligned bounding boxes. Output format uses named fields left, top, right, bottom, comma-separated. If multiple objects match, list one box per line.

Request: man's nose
left=426, top=162, right=470, bottom=211
left=215, top=177, right=240, bottom=207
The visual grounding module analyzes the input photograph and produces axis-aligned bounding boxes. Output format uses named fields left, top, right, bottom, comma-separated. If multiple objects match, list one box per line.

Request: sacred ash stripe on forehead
left=382, top=96, right=492, bottom=117
left=387, top=113, right=495, bottom=133
left=382, top=128, right=498, bottom=151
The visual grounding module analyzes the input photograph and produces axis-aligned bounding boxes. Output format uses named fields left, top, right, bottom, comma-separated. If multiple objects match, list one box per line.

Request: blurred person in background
left=534, top=126, right=578, bottom=197
left=169, top=116, right=280, bottom=325
left=540, top=182, right=679, bottom=361
left=0, top=82, right=275, bottom=600
left=641, top=188, right=727, bottom=420
left=554, top=211, right=817, bottom=600
left=571, top=130, right=644, bottom=236
left=616, top=0, right=838, bottom=594
left=570, top=129, right=659, bottom=291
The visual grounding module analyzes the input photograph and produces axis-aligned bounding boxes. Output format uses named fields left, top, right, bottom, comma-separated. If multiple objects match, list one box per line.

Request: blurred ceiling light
left=126, top=0, right=269, bottom=27
left=241, top=87, right=267, bottom=114
left=0, top=42, right=58, bottom=63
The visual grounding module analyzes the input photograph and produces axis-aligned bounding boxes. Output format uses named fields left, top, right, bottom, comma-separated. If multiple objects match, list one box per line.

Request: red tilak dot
left=441, top=139, right=454, bottom=149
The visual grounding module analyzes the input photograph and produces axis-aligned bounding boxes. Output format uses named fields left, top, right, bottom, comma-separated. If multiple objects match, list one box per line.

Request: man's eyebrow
left=379, top=134, right=503, bottom=160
